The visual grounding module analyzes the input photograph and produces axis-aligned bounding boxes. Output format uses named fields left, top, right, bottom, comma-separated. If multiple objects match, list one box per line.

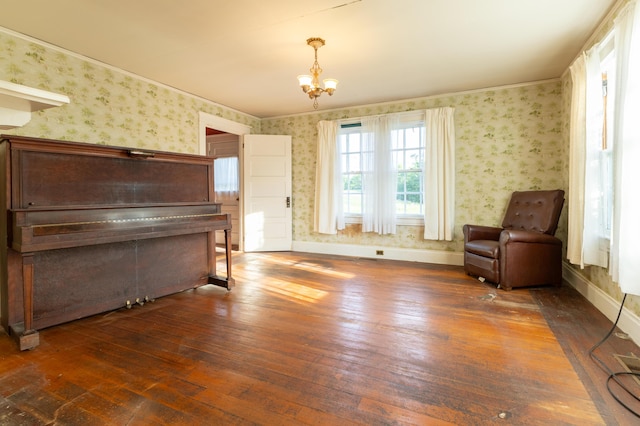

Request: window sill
left=344, top=215, right=424, bottom=226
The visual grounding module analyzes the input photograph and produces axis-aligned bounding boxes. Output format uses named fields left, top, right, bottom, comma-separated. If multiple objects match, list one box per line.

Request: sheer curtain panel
left=214, top=157, right=239, bottom=202
left=360, top=116, right=398, bottom=235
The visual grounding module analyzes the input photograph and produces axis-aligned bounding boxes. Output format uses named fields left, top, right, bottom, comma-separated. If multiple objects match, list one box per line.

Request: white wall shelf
left=0, top=80, right=70, bottom=130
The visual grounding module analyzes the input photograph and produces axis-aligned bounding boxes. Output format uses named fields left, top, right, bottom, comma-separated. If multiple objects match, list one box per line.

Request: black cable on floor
left=588, top=293, right=640, bottom=417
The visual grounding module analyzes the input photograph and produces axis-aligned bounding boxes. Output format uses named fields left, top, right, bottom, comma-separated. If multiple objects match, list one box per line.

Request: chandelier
left=297, top=37, right=338, bottom=109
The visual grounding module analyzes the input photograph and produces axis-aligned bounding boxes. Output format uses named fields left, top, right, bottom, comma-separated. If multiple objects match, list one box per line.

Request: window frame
left=337, top=119, right=426, bottom=226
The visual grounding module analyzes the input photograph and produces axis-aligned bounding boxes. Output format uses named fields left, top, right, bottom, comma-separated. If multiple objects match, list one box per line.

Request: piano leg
left=224, top=228, right=235, bottom=289
left=12, top=254, right=40, bottom=350
left=208, top=227, right=235, bottom=290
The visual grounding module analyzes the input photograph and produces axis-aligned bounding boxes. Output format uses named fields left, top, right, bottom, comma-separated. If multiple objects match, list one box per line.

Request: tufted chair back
left=501, top=190, right=565, bottom=236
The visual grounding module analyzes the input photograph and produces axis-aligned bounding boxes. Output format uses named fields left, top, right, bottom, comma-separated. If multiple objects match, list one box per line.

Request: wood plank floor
left=1, top=251, right=639, bottom=425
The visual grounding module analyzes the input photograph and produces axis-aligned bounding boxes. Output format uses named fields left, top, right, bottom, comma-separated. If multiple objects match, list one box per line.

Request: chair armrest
left=463, top=224, right=502, bottom=242
left=500, top=229, right=562, bottom=245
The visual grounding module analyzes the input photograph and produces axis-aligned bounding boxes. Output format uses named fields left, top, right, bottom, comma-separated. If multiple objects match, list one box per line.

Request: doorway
left=207, top=130, right=240, bottom=249
left=198, top=112, right=292, bottom=253
left=198, top=112, right=251, bottom=251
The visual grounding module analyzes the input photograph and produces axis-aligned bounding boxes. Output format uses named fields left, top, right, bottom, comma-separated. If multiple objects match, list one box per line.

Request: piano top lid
left=0, top=134, right=214, bottom=161
left=0, top=80, right=70, bottom=130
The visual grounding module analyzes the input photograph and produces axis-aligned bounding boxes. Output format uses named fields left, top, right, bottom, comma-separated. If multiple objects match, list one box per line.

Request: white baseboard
left=562, top=263, right=640, bottom=346
left=292, top=241, right=464, bottom=266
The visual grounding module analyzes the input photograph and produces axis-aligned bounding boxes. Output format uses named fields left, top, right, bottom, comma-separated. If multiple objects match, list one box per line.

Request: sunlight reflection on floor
left=261, top=255, right=355, bottom=279
left=262, top=277, right=329, bottom=304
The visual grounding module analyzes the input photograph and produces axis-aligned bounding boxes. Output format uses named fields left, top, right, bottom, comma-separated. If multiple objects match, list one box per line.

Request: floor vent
left=613, top=353, right=640, bottom=387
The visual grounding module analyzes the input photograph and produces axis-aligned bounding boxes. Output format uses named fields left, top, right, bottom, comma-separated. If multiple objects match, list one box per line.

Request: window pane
left=391, top=130, right=402, bottom=150
left=405, top=128, right=422, bottom=149
left=397, top=173, right=406, bottom=192
left=348, top=153, right=361, bottom=172
left=349, top=134, right=361, bottom=152
left=349, top=174, right=363, bottom=190
left=338, top=122, right=425, bottom=219
left=342, top=194, right=350, bottom=213
left=392, top=150, right=402, bottom=169
left=405, top=149, right=421, bottom=169
left=406, top=171, right=421, bottom=192
left=343, top=193, right=362, bottom=214
left=407, top=194, right=421, bottom=204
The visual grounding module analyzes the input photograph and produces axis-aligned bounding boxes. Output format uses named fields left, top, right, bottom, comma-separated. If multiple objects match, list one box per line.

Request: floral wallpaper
left=261, top=81, right=565, bottom=253
left=0, top=31, right=260, bottom=152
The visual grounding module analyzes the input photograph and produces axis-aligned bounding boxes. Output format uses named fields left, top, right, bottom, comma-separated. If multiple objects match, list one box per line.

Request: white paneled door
left=243, top=134, right=292, bottom=251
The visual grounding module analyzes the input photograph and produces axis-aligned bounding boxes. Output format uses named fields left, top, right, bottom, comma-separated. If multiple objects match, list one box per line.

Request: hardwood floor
left=1, top=251, right=639, bottom=425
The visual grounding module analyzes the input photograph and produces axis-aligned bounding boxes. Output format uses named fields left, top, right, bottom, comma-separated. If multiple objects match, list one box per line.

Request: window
left=338, top=119, right=425, bottom=224
left=392, top=125, right=425, bottom=216
left=314, top=108, right=454, bottom=238
left=340, top=126, right=365, bottom=215
left=585, top=32, right=615, bottom=248
left=568, top=30, right=616, bottom=268
left=567, top=2, right=640, bottom=294
left=600, top=44, right=615, bottom=240
left=213, top=156, right=239, bottom=201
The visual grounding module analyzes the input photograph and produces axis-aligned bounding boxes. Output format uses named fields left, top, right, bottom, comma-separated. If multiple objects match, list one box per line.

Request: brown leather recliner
left=463, top=190, right=565, bottom=290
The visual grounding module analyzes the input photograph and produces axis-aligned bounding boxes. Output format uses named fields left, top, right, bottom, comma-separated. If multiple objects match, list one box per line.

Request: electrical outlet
left=376, top=250, right=384, bottom=255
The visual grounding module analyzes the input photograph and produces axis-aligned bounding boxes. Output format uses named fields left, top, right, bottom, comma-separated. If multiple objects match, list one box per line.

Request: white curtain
left=313, top=120, right=344, bottom=234
left=423, top=107, right=456, bottom=241
left=214, top=157, right=239, bottom=202
left=582, top=47, right=609, bottom=268
left=611, top=0, right=640, bottom=295
left=567, top=54, right=587, bottom=266
left=360, top=116, right=398, bottom=234
left=567, top=45, right=611, bottom=268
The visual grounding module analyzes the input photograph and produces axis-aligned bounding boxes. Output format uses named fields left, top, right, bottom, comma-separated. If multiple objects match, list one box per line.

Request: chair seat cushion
left=464, top=240, right=499, bottom=259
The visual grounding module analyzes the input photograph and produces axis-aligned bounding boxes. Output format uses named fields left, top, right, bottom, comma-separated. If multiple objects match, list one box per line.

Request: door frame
left=198, top=112, right=252, bottom=251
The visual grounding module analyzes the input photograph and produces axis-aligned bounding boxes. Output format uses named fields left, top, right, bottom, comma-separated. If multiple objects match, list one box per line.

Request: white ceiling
left=0, top=0, right=616, bottom=118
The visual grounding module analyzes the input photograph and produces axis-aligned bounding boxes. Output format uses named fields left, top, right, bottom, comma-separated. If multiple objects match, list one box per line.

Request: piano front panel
left=135, top=233, right=209, bottom=301
left=31, top=233, right=210, bottom=330
left=13, top=149, right=211, bottom=209
left=32, top=240, right=137, bottom=329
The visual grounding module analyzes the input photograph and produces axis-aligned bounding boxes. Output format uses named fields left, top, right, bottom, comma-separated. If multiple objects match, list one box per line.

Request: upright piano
left=0, top=135, right=234, bottom=350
